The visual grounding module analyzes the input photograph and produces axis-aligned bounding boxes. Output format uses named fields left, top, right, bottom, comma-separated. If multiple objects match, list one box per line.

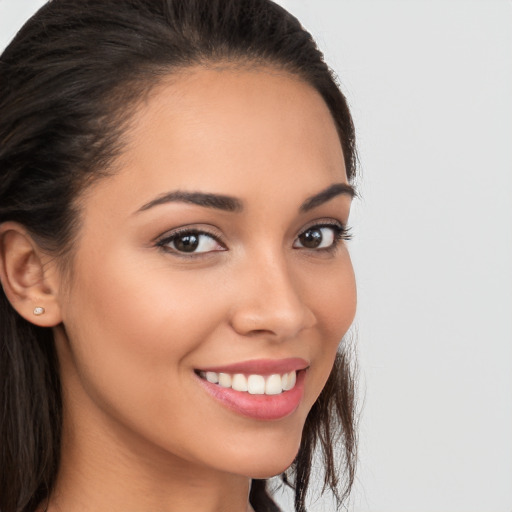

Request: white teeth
left=205, top=371, right=219, bottom=384
left=247, top=375, right=265, bottom=395
left=282, top=371, right=296, bottom=391
left=247, top=374, right=266, bottom=394
left=231, top=373, right=248, bottom=392
left=200, top=370, right=298, bottom=394
left=218, top=373, right=232, bottom=388
left=265, top=374, right=282, bottom=395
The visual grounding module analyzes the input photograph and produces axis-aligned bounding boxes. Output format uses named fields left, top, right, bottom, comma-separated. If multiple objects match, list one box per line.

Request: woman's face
left=53, top=66, right=356, bottom=479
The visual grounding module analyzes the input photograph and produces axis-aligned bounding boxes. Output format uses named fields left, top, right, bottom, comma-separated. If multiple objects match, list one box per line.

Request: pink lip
left=196, top=369, right=307, bottom=421
left=196, top=357, right=309, bottom=376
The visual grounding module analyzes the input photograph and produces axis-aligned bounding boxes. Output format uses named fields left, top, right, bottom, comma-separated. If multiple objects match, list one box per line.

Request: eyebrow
left=136, top=183, right=355, bottom=214
left=137, top=190, right=243, bottom=213
left=299, top=183, right=356, bottom=212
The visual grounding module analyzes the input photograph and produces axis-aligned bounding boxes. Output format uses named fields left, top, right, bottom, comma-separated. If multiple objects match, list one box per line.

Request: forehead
left=87, top=66, right=347, bottom=214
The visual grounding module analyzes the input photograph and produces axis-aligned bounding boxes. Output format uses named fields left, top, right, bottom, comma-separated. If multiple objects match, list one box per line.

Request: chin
left=220, top=406, right=311, bottom=479
left=225, top=434, right=302, bottom=480
left=248, top=461, right=296, bottom=480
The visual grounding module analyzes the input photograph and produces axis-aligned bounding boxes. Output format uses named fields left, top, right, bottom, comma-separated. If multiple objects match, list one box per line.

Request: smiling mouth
left=195, top=361, right=308, bottom=420
left=196, top=370, right=298, bottom=395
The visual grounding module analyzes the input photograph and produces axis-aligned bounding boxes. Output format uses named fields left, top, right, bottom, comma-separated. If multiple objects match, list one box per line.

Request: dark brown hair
left=0, top=1, right=357, bottom=511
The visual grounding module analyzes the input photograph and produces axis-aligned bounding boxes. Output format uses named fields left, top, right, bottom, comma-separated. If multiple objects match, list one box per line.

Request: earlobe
left=0, top=222, right=63, bottom=327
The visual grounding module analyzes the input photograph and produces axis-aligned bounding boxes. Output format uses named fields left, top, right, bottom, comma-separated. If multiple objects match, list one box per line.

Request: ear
left=0, top=222, right=63, bottom=327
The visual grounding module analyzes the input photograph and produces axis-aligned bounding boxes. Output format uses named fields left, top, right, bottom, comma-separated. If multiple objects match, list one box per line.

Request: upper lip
left=196, top=357, right=309, bottom=375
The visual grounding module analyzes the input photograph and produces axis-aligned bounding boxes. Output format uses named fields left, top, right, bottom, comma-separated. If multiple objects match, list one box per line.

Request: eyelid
left=155, top=225, right=226, bottom=255
left=299, top=218, right=345, bottom=231
left=294, top=219, right=352, bottom=250
left=298, top=218, right=350, bottom=238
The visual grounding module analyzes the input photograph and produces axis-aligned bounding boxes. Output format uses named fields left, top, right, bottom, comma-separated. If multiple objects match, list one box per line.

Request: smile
left=198, top=370, right=297, bottom=395
left=194, top=358, right=308, bottom=421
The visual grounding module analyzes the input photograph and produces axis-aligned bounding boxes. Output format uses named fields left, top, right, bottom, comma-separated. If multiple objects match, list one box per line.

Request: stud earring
left=33, top=306, right=45, bottom=316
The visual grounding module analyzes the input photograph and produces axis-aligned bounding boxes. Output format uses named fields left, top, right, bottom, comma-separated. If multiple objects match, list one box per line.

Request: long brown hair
left=0, top=1, right=357, bottom=510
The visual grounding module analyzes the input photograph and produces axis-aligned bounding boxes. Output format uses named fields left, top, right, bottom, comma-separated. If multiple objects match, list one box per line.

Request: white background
left=1, top=1, right=511, bottom=511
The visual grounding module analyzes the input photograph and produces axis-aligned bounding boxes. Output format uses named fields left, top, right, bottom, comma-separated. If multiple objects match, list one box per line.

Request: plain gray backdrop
left=1, top=1, right=511, bottom=511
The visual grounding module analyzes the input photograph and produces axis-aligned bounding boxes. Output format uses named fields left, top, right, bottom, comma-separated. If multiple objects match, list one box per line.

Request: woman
left=0, top=1, right=358, bottom=511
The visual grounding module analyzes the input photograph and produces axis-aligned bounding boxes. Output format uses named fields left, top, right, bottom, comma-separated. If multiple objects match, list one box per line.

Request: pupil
left=300, top=228, right=322, bottom=248
left=175, top=234, right=199, bottom=252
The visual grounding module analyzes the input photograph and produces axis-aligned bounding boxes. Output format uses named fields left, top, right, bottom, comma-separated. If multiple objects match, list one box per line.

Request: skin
left=1, top=66, right=356, bottom=512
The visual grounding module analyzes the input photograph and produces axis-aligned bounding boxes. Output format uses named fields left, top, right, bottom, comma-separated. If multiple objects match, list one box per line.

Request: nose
left=229, top=254, right=317, bottom=340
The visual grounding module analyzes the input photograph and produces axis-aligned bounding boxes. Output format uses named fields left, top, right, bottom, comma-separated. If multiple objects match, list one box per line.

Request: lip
left=196, top=368, right=307, bottom=421
left=195, top=357, right=309, bottom=376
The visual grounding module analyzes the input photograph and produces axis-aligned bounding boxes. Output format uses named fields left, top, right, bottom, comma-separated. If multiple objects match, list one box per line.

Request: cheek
left=300, top=252, right=356, bottom=394
left=59, top=249, right=227, bottom=415
left=57, top=251, right=245, bottom=466
left=306, top=251, right=357, bottom=341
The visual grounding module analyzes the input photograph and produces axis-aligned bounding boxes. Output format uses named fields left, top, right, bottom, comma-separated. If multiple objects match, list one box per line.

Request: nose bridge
left=230, top=247, right=315, bottom=338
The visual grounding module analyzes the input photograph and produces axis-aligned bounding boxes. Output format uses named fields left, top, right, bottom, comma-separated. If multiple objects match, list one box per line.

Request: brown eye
left=293, top=225, right=341, bottom=250
left=173, top=233, right=199, bottom=252
left=158, top=231, right=224, bottom=254
left=298, top=228, right=323, bottom=248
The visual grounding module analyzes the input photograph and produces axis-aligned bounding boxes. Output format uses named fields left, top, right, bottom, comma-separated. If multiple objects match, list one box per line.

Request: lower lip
left=196, top=370, right=306, bottom=421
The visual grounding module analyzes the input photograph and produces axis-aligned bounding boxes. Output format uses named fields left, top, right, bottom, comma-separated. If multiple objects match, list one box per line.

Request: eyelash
left=156, top=221, right=352, bottom=257
left=294, top=221, right=352, bottom=252
left=156, top=227, right=226, bottom=257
